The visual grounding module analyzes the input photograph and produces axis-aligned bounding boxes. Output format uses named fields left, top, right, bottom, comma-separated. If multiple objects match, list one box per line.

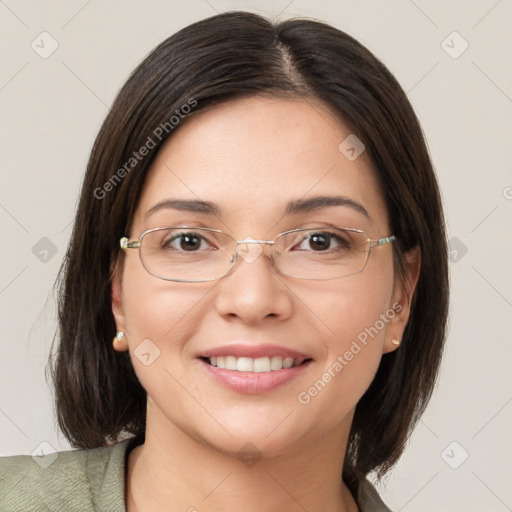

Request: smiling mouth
left=200, top=355, right=313, bottom=373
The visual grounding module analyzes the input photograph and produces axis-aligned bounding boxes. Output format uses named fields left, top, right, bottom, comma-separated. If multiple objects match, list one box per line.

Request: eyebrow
left=145, top=195, right=370, bottom=220
left=285, top=195, right=370, bottom=218
left=145, top=198, right=220, bottom=218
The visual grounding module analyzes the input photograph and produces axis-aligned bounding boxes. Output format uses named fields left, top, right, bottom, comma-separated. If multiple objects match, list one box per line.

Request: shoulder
left=357, top=477, right=393, bottom=512
left=0, top=437, right=136, bottom=512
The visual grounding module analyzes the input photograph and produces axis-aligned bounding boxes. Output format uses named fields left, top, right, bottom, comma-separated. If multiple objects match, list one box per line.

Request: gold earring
left=112, top=331, right=126, bottom=350
left=391, top=338, right=401, bottom=346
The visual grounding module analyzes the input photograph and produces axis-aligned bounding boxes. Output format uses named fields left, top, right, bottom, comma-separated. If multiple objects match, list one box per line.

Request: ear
left=111, top=260, right=129, bottom=352
left=383, top=245, right=421, bottom=354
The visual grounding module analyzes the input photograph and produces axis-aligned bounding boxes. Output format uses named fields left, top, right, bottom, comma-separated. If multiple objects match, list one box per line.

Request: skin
left=112, top=96, right=420, bottom=512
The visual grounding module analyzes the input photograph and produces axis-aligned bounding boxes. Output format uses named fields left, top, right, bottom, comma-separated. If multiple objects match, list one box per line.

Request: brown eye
left=164, top=232, right=207, bottom=252
left=298, top=231, right=350, bottom=252
left=309, top=233, right=330, bottom=251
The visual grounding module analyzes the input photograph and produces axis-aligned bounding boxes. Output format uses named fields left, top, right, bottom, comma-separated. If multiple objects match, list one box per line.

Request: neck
left=126, top=404, right=359, bottom=512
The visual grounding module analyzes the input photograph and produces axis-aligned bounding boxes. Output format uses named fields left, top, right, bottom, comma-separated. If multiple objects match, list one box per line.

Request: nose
left=213, top=242, right=294, bottom=324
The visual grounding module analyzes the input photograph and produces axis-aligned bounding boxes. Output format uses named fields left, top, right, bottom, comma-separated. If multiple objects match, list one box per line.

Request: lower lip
left=198, top=358, right=312, bottom=394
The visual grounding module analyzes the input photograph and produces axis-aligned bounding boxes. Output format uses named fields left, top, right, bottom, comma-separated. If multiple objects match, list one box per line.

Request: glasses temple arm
left=375, top=235, right=397, bottom=247
left=120, top=237, right=140, bottom=249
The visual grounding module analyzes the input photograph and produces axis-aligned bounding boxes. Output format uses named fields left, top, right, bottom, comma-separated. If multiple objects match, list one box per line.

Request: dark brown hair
left=49, top=10, right=448, bottom=491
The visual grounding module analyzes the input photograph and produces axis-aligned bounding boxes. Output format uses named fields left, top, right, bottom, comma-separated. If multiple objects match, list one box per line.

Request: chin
left=197, top=429, right=306, bottom=461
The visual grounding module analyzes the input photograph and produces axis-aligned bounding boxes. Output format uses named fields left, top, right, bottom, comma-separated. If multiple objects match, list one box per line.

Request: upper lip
left=198, top=343, right=312, bottom=360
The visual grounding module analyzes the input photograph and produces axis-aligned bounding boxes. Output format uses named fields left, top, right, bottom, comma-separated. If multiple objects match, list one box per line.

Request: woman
left=0, top=11, right=448, bottom=512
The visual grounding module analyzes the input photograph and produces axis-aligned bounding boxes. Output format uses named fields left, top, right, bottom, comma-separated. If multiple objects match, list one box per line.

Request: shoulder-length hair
left=49, top=10, right=448, bottom=491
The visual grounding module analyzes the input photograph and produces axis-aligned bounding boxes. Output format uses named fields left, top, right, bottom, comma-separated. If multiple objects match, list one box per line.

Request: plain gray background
left=1, top=1, right=511, bottom=510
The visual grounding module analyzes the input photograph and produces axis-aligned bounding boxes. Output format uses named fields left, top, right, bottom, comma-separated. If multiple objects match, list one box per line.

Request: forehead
left=134, top=96, right=390, bottom=234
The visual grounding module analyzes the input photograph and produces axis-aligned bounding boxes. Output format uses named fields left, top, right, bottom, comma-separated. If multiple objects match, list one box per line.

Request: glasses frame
left=120, top=226, right=397, bottom=282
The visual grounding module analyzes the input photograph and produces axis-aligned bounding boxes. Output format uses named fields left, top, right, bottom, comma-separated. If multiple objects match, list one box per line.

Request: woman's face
left=112, top=96, right=414, bottom=457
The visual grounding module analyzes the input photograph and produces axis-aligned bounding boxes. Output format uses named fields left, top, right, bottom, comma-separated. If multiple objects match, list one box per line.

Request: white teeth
left=253, top=357, right=270, bottom=372
left=225, top=356, right=237, bottom=370
left=236, top=357, right=253, bottom=372
left=207, top=355, right=306, bottom=372
left=283, top=357, right=294, bottom=368
left=270, top=356, right=283, bottom=370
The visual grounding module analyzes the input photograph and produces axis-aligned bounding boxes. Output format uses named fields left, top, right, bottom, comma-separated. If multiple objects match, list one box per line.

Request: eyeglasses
left=120, top=226, right=396, bottom=282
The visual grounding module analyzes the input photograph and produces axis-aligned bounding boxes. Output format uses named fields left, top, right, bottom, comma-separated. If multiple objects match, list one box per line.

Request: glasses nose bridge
left=236, top=238, right=275, bottom=247
left=234, top=237, right=276, bottom=257
left=227, top=237, right=279, bottom=267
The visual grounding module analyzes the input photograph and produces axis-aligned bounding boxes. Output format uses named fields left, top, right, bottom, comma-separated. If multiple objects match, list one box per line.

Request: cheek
left=303, top=254, right=394, bottom=353
left=120, top=258, right=211, bottom=377
left=335, top=261, right=394, bottom=358
left=295, top=263, right=395, bottom=418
